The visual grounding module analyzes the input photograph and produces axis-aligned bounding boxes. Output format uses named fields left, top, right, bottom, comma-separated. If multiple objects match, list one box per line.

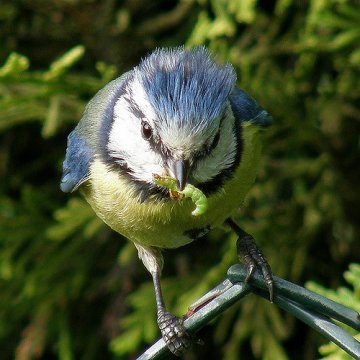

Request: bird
left=60, top=46, right=273, bottom=356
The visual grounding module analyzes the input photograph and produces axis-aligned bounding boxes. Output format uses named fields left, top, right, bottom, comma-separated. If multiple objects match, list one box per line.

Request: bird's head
left=105, top=47, right=239, bottom=197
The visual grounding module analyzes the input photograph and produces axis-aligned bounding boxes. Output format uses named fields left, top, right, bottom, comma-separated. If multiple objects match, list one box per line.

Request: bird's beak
left=171, top=159, right=189, bottom=191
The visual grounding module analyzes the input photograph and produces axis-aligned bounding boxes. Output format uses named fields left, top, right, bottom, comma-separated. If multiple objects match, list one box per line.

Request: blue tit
left=60, top=46, right=273, bottom=355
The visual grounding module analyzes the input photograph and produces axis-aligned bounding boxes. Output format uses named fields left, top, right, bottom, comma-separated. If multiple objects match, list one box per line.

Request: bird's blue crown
left=134, top=47, right=236, bottom=130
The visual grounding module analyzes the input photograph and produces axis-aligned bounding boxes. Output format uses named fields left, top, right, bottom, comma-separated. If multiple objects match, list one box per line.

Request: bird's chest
left=83, top=124, right=261, bottom=249
left=83, top=164, right=227, bottom=248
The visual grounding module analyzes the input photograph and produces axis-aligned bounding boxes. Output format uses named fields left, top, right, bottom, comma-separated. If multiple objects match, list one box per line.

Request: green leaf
left=46, top=198, right=102, bottom=241
left=44, top=45, right=85, bottom=80
left=42, top=95, right=61, bottom=138
left=228, top=0, right=257, bottom=23
left=110, top=327, right=143, bottom=355
left=331, top=29, right=360, bottom=50
left=0, top=52, right=29, bottom=77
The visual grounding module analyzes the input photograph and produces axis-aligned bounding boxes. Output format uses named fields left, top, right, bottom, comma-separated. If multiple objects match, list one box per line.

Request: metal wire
left=137, top=264, right=360, bottom=360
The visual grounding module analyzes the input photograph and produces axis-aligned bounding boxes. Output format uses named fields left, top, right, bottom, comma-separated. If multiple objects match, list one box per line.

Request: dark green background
left=1, top=1, right=359, bottom=359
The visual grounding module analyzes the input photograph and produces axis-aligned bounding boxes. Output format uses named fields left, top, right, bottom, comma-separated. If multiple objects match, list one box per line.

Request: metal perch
left=137, top=264, right=360, bottom=359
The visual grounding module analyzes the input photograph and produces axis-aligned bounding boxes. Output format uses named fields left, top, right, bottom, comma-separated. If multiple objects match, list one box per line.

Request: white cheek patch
left=108, top=96, right=164, bottom=184
left=192, top=109, right=237, bottom=183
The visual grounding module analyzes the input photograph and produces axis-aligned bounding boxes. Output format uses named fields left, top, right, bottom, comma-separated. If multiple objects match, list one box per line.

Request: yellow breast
left=82, top=123, right=262, bottom=249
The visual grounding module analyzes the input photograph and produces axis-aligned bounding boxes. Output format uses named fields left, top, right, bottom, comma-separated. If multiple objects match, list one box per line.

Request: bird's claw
left=237, top=235, right=274, bottom=302
left=157, top=310, right=192, bottom=356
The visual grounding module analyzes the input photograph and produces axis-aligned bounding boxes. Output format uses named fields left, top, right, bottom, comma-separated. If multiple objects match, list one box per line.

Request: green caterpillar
left=153, top=174, right=208, bottom=216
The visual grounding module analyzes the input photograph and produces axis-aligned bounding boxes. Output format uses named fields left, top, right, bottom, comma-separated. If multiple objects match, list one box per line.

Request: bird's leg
left=134, top=243, right=192, bottom=356
left=151, top=271, right=192, bottom=356
left=226, top=218, right=274, bottom=301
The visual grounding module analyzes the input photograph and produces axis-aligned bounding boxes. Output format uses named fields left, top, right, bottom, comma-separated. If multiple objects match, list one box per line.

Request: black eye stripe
left=196, top=125, right=223, bottom=159
left=125, top=96, right=145, bottom=119
left=213, top=131, right=220, bottom=146
left=208, top=128, right=221, bottom=152
left=207, top=112, right=227, bottom=152
left=160, top=142, right=171, bottom=158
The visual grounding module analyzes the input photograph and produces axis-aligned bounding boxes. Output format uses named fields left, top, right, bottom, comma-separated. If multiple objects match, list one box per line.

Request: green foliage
left=307, top=263, right=360, bottom=359
left=110, top=281, right=158, bottom=356
left=0, top=45, right=116, bottom=134
left=0, top=46, right=120, bottom=359
left=0, top=0, right=359, bottom=359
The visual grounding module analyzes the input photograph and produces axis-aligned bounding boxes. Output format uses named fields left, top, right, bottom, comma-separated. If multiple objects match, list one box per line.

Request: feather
left=60, top=129, right=93, bottom=192
left=230, top=87, right=272, bottom=127
left=134, top=46, right=236, bottom=131
left=60, top=73, right=132, bottom=192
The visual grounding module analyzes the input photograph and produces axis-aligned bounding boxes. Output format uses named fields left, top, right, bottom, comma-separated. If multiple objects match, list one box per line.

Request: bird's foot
left=237, top=234, right=274, bottom=301
left=157, top=310, right=192, bottom=356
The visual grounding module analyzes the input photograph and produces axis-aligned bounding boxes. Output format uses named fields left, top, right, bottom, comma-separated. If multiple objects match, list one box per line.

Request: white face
left=107, top=85, right=163, bottom=184
left=107, top=77, right=238, bottom=187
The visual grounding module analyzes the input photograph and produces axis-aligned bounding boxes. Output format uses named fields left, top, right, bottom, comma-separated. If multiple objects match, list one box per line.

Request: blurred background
left=0, top=1, right=359, bottom=359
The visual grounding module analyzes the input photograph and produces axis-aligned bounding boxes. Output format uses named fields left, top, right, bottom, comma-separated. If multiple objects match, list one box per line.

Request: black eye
left=141, top=121, right=153, bottom=140
left=212, top=131, right=220, bottom=148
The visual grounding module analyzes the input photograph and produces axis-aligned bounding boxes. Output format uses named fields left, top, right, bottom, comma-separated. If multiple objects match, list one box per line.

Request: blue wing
left=60, top=129, right=94, bottom=193
left=229, top=87, right=272, bottom=127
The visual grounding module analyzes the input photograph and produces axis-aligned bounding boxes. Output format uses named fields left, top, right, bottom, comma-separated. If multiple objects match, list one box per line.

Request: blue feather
left=60, top=129, right=94, bottom=193
left=230, top=87, right=272, bottom=127
left=135, top=47, right=236, bottom=129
